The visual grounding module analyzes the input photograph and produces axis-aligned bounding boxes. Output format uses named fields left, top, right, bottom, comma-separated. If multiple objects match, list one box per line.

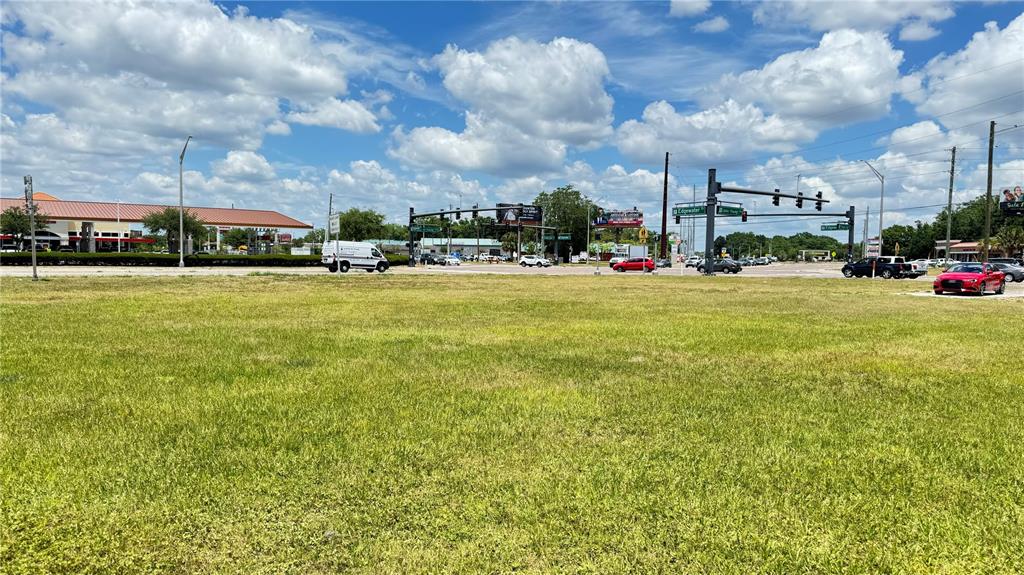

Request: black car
left=991, top=262, right=1024, bottom=282
left=841, top=257, right=911, bottom=279
left=696, top=258, right=742, bottom=274
left=418, top=254, right=441, bottom=265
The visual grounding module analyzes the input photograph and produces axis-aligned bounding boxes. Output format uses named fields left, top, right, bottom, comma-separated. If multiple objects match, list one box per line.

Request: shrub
left=0, top=252, right=323, bottom=267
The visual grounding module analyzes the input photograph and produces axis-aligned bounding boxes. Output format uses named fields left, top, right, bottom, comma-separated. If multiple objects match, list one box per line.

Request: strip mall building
left=1, top=193, right=311, bottom=252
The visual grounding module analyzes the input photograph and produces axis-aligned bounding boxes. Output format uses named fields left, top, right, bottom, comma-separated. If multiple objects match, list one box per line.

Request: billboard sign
left=1002, top=201, right=1024, bottom=216
left=496, top=203, right=542, bottom=224
left=594, top=209, right=643, bottom=228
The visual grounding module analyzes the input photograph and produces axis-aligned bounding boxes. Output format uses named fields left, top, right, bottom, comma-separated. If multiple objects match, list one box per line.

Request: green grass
left=1, top=274, right=1022, bottom=573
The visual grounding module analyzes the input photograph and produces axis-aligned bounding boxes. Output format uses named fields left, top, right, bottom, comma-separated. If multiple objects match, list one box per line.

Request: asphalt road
left=3, top=261, right=1024, bottom=298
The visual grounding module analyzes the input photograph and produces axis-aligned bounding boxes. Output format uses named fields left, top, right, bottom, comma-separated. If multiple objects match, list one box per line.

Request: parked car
left=654, top=258, right=672, bottom=268
left=607, top=256, right=627, bottom=267
left=58, top=247, right=75, bottom=253
left=842, top=257, right=913, bottom=279
left=321, top=240, right=389, bottom=273
left=990, top=257, right=1024, bottom=267
left=612, top=257, right=655, bottom=273
left=684, top=255, right=702, bottom=268
left=753, top=257, right=769, bottom=265
left=991, top=262, right=1024, bottom=282
left=696, top=258, right=742, bottom=274
left=933, top=262, right=1005, bottom=295
left=519, top=254, right=550, bottom=267
left=441, top=256, right=461, bottom=266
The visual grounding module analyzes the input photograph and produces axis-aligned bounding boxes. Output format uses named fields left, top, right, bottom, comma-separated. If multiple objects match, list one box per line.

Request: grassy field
left=1, top=274, right=1022, bottom=573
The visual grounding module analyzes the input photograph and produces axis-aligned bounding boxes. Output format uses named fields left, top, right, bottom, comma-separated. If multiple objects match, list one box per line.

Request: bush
left=0, top=252, right=323, bottom=267
left=385, top=253, right=410, bottom=266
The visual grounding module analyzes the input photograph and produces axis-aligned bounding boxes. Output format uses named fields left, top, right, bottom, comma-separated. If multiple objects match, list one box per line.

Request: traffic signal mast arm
left=717, top=185, right=831, bottom=204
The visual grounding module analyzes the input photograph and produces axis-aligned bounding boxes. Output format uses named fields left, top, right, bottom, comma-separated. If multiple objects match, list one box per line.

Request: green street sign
left=821, top=222, right=850, bottom=231
left=410, top=224, right=441, bottom=233
left=716, top=205, right=743, bottom=217
left=674, top=205, right=705, bottom=216
left=557, top=234, right=571, bottom=240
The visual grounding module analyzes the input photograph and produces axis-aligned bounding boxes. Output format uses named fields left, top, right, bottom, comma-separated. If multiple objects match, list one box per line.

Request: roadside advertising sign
left=594, top=209, right=644, bottom=228
left=496, top=203, right=543, bottom=224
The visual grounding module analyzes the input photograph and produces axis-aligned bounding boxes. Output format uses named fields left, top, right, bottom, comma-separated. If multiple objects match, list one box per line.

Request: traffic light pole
left=703, top=169, right=718, bottom=275
left=703, top=168, right=834, bottom=275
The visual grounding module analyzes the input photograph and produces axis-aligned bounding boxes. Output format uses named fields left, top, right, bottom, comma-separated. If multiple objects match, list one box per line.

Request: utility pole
left=863, top=160, right=884, bottom=266
left=945, top=146, right=956, bottom=261
left=660, top=152, right=669, bottom=259
left=983, top=120, right=995, bottom=262
left=862, top=205, right=870, bottom=259
left=24, top=175, right=38, bottom=281
left=326, top=193, right=334, bottom=243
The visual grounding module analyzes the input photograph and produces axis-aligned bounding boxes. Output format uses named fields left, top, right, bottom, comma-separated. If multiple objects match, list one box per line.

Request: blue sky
left=2, top=1, right=1022, bottom=246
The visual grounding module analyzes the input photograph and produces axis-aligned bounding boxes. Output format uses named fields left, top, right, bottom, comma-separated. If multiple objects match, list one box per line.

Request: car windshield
left=949, top=264, right=983, bottom=273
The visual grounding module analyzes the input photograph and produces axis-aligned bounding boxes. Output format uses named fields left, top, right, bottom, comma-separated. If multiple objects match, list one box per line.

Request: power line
left=707, top=93, right=1024, bottom=174
left=727, top=113, right=1022, bottom=185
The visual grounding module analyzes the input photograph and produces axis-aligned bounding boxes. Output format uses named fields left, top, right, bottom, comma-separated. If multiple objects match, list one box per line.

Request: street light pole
left=863, top=160, right=884, bottom=276
left=117, top=200, right=121, bottom=253
left=178, top=135, right=192, bottom=268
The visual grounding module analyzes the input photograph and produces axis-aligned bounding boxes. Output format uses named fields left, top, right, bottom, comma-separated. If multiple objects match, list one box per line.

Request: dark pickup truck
left=841, top=257, right=913, bottom=279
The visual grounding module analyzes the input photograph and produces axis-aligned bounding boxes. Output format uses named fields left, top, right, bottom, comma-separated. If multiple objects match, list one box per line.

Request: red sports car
left=933, top=262, right=1006, bottom=295
left=612, top=257, right=655, bottom=273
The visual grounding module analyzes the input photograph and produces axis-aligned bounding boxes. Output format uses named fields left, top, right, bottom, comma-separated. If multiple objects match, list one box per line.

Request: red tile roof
left=0, top=198, right=311, bottom=229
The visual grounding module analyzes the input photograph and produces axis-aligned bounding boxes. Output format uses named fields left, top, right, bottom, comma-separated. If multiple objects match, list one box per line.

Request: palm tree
left=993, top=226, right=1024, bottom=258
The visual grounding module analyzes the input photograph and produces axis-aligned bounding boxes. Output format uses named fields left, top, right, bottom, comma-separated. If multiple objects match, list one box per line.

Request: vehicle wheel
left=339, top=261, right=350, bottom=273
left=520, top=262, right=526, bottom=267
left=933, top=290, right=943, bottom=296
left=996, top=280, right=1005, bottom=295
left=842, top=268, right=854, bottom=278
left=617, top=267, right=625, bottom=272
left=377, top=262, right=387, bottom=273
left=881, top=269, right=893, bottom=279
left=327, top=262, right=338, bottom=273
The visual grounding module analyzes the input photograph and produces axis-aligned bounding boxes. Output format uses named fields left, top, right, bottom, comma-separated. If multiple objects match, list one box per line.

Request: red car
left=612, top=257, right=655, bottom=273
left=933, top=262, right=1006, bottom=295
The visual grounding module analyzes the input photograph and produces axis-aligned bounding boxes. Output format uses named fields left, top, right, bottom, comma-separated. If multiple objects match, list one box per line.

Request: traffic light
left=772, top=188, right=780, bottom=206
left=455, top=209, right=461, bottom=220
left=472, top=204, right=479, bottom=218
left=815, top=191, right=823, bottom=211
left=796, top=192, right=804, bottom=209
left=675, top=215, right=681, bottom=224
left=741, top=210, right=747, bottom=223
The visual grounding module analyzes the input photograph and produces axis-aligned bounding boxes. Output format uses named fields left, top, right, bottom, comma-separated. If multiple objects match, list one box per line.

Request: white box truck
left=321, top=241, right=390, bottom=273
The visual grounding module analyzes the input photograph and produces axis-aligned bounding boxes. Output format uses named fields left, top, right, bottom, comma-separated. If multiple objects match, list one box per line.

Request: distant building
left=1, top=194, right=310, bottom=252
left=416, top=237, right=503, bottom=257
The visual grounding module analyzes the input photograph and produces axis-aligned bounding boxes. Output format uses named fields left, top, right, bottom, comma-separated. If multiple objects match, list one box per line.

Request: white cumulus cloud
left=694, top=16, right=730, bottom=34
left=669, top=0, right=711, bottom=18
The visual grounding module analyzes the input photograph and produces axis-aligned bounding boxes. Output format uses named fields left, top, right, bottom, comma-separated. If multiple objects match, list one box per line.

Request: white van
left=321, top=241, right=389, bottom=273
